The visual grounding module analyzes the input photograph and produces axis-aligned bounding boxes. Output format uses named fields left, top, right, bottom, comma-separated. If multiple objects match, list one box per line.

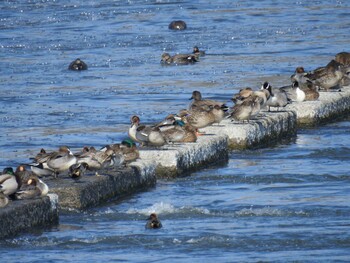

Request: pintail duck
left=261, top=82, right=289, bottom=111
left=232, top=88, right=269, bottom=110
left=168, top=20, right=187, bottom=30
left=305, top=60, right=344, bottom=91
left=46, top=146, right=77, bottom=177
left=98, top=145, right=125, bottom=168
left=161, top=53, right=199, bottom=65
left=280, top=81, right=306, bottom=102
left=193, top=46, right=205, bottom=56
left=15, top=176, right=49, bottom=200
left=0, top=167, right=20, bottom=196
left=68, top=58, right=88, bottom=71
left=145, top=213, right=163, bottom=229
left=0, top=192, right=9, bottom=208
left=129, top=116, right=166, bottom=147
left=335, top=52, right=350, bottom=66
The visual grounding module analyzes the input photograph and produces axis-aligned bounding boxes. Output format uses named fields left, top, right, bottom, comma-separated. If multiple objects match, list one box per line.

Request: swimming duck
left=0, top=192, right=9, bottom=208
left=305, top=60, right=344, bottom=91
left=68, top=58, right=88, bottom=71
left=69, top=162, right=89, bottom=179
left=161, top=53, right=199, bottom=65
left=46, top=146, right=77, bottom=177
left=129, top=116, right=166, bottom=147
left=0, top=167, right=20, bottom=196
left=189, top=90, right=228, bottom=111
left=168, top=20, right=187, bottom=30
left=280, top=81, right=306, bottom=102
left=15, top=176, right=49, bottom=200
left=335, top=52, right=350, bottom=66
left=261, top=82, right=289, bottom=111
left=193, top=46, right=205, bottom=56
left=145, top=213, right=163, bottom=229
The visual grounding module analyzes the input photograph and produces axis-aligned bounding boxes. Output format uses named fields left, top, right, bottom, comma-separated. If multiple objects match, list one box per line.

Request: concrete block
left=47, top=166, right=156, bottom=211
left=286, top=86, right=350, bottom=126
left=203, top=111, right=297, bottom=149
left=0, top=194, right=58, bottom=239
left=138, top=134, right=229, bottom=178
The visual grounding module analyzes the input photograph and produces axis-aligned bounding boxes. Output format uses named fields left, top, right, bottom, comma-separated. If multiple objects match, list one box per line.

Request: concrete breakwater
left=1, top=86, right=350, bottom=239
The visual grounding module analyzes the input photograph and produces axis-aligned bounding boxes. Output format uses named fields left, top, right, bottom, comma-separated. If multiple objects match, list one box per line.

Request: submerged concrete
left=0, top=194, right=58, bottom=239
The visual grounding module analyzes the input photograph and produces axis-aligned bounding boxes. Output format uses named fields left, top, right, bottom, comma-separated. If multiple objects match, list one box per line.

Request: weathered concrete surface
left=203, top=111, right=297, bottom=149
left=138, top=134, right=229, bottom=178
left=285, top=86, right=350, bottom=127
left=48, top=164, right=156, bottom=211
left=0, top=194, right=58, bottom=239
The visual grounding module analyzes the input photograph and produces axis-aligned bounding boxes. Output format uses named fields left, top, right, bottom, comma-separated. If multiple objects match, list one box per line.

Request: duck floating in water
left=168, top=20, right=187, bottom=30
left=145, top=213, right=162, bottom=229
left=161, top=53, right=199, bottom=65
left=68, top=58, right=88, bottom=71
left=193, top=46, right=205, bottom=57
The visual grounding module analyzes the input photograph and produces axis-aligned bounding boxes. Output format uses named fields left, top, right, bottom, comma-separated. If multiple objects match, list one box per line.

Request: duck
left=120, top=139, right=140, bottom=163
left=129, top=116, right=166, bottom=147
left=280, top=81, right=306, bottom=102
left=69, top=162, right=89, bottom=180
left=181, top=105, right=217, bottom=130
left=75, top=146, right=103, bottom=170
left=290, top=66, right=310, bottom=84
left=0, top=167, right=20, bottom=196
left=189, top=90, right=228, bottom=112
left=68, top=58, right=88, bottom=71
left=46, top=146, right=77, bottom=177
left=305, top=60, right=344, bottom=91
left=93, top=146, right=119, bottom=168
left=15, top=176, right=49, bottom=200
left=335, top=51, right=350, bottom=66
left=161, top=53, right=199, bottom=65
left=29, top=162, right=55, bottom=177
left=193, top=46, right=205, bottom=56
left=15, top=165, right=33, bottom=184
left=261, top=82, right=289, bottom=111
left=159, top=117, right=197, bottom=143
left=299, top=80, right=319, bottom=101
left=0, top=192, right=9, bottom=208
left=145, top=213, right=162, bottom=229
left=230, top=95, right=261, bottom=123
left=168, top=20, right=187, bottom=30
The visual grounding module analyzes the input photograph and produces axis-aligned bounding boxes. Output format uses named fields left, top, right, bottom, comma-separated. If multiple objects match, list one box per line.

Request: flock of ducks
left=2, top=48, right=350, bottom=221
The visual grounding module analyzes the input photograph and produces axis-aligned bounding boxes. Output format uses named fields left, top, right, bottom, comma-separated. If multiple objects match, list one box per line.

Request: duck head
left=189, top=90, right=202, bottom=101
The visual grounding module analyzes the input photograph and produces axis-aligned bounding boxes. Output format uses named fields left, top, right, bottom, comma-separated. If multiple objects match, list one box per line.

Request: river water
left=1, top=0, right=350, bottom=262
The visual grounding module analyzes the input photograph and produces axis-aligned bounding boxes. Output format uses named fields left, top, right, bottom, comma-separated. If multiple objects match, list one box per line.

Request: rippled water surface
left=1, top=0, right=350, bottom=262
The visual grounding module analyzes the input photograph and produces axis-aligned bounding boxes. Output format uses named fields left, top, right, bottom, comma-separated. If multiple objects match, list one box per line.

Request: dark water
left=1, top=0, right=350, bottom=262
